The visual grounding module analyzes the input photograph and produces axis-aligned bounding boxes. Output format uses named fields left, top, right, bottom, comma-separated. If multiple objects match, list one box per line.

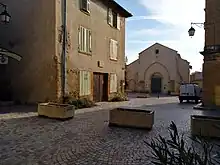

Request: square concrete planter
left=38, top=102, right=75, bottom=120
left=191, top=115, right=220, bottom=138
left=109, top=107, right=154, bottom=129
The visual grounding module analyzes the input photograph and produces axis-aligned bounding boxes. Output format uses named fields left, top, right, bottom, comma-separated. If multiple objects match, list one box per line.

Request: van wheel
left=179, top=99, right=183, bottom=103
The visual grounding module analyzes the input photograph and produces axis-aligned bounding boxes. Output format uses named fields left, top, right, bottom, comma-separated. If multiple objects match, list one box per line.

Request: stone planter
left=191, top=115, right=220, bottom=138
left=109, top=107, right=154, bottom=129
left=38, top=102, right=75, bottom=120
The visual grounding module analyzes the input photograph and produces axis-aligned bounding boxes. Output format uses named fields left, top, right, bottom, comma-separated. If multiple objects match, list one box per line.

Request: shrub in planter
left=64, top=97, right=96, bottom=109
left=146, top=121, right=220, bottom=165
left=109, top=92, right=129, bottom=102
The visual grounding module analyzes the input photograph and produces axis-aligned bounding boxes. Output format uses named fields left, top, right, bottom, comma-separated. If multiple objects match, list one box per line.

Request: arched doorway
left=151, top=73, right=162, bottom=93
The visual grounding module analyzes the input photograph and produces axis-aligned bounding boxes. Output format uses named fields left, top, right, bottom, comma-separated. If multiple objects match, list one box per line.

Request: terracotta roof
left=101, top=0, right=132, bottom=18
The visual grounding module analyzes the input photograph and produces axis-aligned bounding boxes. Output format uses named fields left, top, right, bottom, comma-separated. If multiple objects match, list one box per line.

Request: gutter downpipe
left=61, top=0, right=67, bottom=103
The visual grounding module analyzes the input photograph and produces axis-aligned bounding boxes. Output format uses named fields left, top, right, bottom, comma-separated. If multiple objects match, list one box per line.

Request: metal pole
left=61, top=0, right=67, bottom=103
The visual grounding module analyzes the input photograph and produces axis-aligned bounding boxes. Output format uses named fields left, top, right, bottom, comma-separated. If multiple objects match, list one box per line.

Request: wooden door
left=93, top=73, right=104, bottom=102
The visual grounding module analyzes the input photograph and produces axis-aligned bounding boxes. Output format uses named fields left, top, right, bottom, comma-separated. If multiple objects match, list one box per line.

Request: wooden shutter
left=108, top=8, right=113, bottom=26
left=112, top=40, right=118, bottom=60
left=87, top=72, right=91, bottom=95
left=110, top=73, right=117, bottom=93
left=117, top=14, right=120, bottom=30
left=110, top=39, right=114, bottom=59
left=89, top=30, right=92, bottom=52
left=78, top=27, right=81, bottom=51
left=80, top=71, right=84, bottom=96
left=87, top=0, right=90, bottom=12
left=80, top=71, right=91, bottom=96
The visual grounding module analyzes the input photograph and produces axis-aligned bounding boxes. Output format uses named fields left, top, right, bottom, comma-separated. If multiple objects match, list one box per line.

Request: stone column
left=202, top=54, right=220, bottom=107
left=202, top=0, right=220, bottom=107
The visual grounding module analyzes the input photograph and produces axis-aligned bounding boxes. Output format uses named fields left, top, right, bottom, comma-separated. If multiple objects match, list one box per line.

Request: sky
left=115, top=0, right=205, bottom=72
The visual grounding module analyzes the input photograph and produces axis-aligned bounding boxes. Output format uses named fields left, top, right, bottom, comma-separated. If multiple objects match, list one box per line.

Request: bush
left=109, top=92, right=129, bottom=102
left=64, top=96, right=96, bottom=109
left=146, top=121, right=220, bottom=165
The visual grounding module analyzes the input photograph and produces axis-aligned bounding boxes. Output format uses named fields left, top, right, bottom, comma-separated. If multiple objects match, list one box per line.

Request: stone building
left=201, top=0, right=220, bottom=106
left=190, top=71, right=203, bottom=88
left=0, top=0, right=132, bottom=103
left=126, top=43, right=191, bottom=94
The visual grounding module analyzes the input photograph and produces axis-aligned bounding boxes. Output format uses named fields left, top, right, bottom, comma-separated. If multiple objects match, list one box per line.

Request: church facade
left=126, top=43, right=191, bottom=95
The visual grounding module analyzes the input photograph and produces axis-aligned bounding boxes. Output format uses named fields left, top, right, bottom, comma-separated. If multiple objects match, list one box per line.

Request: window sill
left=78, top=50, right=92, bottom=56
left=110, top=58, right=118, bottom=62
left=108, top=23, right=120, bottom=30
left=80, top=9, right=90, bottom=16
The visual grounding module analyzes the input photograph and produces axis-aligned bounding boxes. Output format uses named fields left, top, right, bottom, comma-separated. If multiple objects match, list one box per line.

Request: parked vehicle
left=179, top=83, right=202, bottom=103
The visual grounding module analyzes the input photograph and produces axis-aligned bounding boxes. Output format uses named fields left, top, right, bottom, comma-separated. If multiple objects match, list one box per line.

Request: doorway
left=151, top=73, right=162, bottom=93
left=93, top=72, right=108, bottom=102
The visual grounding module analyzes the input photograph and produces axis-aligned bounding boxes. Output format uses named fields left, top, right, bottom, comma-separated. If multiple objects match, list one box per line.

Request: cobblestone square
left=0, top=97, right=204, bottom=165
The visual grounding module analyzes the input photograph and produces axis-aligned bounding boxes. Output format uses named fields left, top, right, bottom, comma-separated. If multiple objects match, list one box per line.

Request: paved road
left=0, top=97, right=204, bottom=165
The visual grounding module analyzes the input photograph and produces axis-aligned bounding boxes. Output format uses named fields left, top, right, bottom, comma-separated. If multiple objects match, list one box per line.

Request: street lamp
left=0, top=3, right=11, bottom=23
left=188, top=22, right=204, bottom=37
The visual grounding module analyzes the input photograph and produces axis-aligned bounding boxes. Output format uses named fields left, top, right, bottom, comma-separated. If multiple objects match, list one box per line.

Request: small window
left=80, top=0, right=90, bottom=13
left=155, top=49, right=159, bottom=54
left=108, top=8, right=120, bottom=30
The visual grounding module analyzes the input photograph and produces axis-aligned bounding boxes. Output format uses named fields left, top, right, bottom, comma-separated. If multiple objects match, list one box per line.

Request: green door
left=151, top=76, right=162, bottom=93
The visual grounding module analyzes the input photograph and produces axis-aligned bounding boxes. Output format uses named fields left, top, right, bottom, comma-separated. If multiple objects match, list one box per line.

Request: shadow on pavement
left=0, top=105, right=37, bottom=114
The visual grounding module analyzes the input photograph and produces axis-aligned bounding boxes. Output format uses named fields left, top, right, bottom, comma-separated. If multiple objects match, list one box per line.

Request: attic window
left=155, top=49, right=159, bottom=54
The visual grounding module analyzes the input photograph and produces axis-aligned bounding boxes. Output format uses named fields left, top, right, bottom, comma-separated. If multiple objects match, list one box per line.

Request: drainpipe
left=61, top=0, right=67, bottom=102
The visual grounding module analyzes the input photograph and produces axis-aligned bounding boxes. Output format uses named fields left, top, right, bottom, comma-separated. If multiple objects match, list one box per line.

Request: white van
left=179, top=84, right=202, bottom=103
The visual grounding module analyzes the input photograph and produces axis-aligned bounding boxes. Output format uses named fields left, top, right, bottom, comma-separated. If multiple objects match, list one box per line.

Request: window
left=110, top=73, right=117, bottom=93
left=108, top=8, right=120, bottom=29
left=80, top=0, right=90, bottom=13
left=79, top=71, right=91, bottom=96
left=155, top=49, right=159, bottom=54
left=78, top=26, right=92, bottom=54
left=110, top=39, right=118, bottom=60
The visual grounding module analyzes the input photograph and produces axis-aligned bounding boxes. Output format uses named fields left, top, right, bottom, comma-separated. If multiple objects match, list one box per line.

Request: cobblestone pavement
left=0, top=97, right=206, bottom=165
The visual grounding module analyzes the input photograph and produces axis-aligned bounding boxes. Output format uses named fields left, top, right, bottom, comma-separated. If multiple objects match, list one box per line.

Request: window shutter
left=110, top=74, right=117, bottom=93
left=117, top=14, right=120, bottom=30
left=78, top=27, right=81, bottom=51
left=84, top=71, right=88, bottom=95
left=87, top=0, right=90, bottom=12
left=113, top=40, right=118, bottom=60
left=110, top=40, right=118, bottom=60
left=80, top=71, right=84, bottom=96
left=83, top=28, right=87, bottom=52
left=89, top=30, right=92, bottom=52
left=87, top=72, right=91, bottom=95
left=108, top=8, right=113, bottom=26
left=110, top=39, right=114, bottom=59
left=114, top=74, right=117, bottom=92
left=80, top=71, right=91, bottom=96
left=110, top=74, right=113, bottom=93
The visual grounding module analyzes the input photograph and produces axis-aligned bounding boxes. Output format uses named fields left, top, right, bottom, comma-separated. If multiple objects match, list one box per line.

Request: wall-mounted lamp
left=0, top=3, right=11, bottom=23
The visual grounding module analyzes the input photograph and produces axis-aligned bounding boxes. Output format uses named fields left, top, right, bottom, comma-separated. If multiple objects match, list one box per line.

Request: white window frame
left=79, top=70, right=91, bottom=96
left=110, top=39, right=118, bottom=61
left=110, top=73, right=117, bottom=93
left=78, top=26, right=92, bottom=54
